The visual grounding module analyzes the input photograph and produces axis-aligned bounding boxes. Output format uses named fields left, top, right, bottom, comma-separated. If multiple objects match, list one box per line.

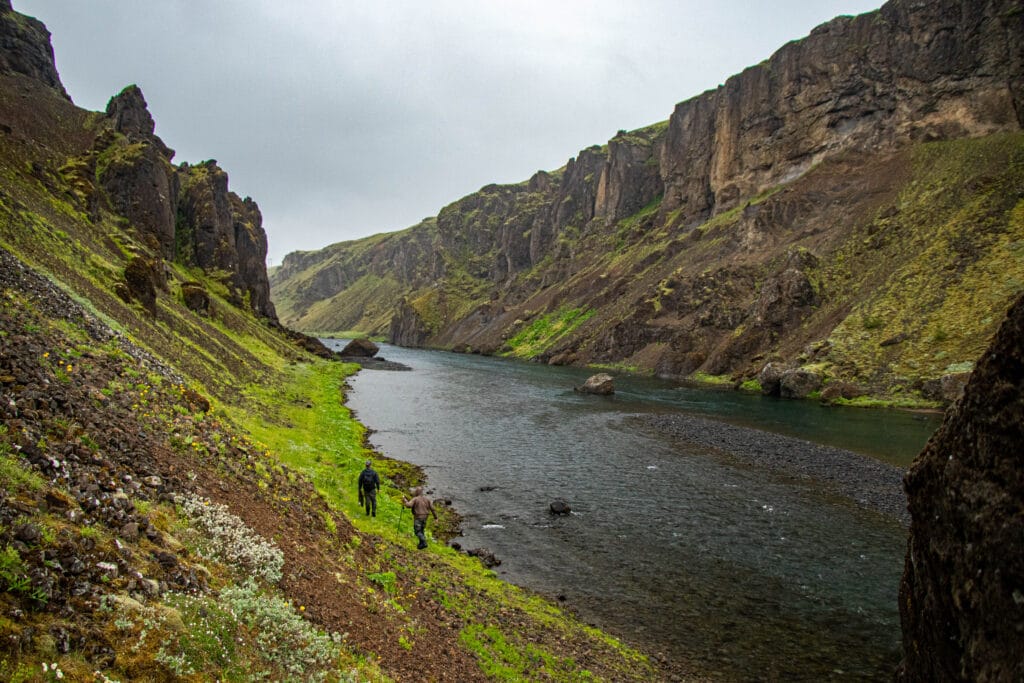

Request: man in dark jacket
left=357, top=460, right=380, bottom=516
left=403, top=487, right=437, bottom=549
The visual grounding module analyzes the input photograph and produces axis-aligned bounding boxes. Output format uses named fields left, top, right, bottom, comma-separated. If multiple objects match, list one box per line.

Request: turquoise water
left=340, top=343, right=941, bottom=680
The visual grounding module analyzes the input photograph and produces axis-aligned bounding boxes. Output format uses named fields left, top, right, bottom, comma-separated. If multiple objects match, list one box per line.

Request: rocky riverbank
left=633, top=412, right=912, bottom=525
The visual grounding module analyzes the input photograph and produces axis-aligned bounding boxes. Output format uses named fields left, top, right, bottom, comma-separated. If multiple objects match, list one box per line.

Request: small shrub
left=177, top=495, right=284, bottom=584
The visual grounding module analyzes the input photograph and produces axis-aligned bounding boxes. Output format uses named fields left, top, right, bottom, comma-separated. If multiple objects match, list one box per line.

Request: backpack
left=358, top=469, right=377, bottom=492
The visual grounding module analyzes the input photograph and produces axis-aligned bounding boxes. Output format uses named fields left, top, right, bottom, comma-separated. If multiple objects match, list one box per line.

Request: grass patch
left=502, top=307, right=595, bottom=360
left=687, top=371, right=734, bottom=387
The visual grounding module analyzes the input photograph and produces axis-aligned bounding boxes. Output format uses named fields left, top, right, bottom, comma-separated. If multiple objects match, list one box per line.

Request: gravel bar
left=633, top=412, right=912, bottom=525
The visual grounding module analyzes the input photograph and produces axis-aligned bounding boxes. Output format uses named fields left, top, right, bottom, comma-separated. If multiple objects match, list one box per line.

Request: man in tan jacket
left=403, top=487, right=437, bottom=550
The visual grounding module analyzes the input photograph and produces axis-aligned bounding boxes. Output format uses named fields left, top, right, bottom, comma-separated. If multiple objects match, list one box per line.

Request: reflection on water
left=338, top=343, right=940, bottom=680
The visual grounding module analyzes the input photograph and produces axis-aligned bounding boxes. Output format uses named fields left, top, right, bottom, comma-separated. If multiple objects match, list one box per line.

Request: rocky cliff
left=0, top=0, right=67, bottom=99
left=0, top=5, right=277, bottom=321
left=898, top=291, right=1024, bottom=681
left=272, top=0, right=1024, bottom=407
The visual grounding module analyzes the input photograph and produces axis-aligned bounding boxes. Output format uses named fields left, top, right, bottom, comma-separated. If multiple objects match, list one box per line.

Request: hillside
left=271, top=0, right=1024, bottom=408
left=0, top=3, right=671, bottom=680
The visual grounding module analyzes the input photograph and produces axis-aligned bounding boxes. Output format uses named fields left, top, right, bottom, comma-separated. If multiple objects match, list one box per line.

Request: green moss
left=502, top=307, right=595, bottom=359
left=738, top=379, right=762, bottom=393
left=687, top=372, right=734, bottom=386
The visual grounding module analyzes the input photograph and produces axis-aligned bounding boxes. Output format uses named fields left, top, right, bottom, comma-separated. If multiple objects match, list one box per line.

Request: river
left=337, top=342, right=941, bottom=680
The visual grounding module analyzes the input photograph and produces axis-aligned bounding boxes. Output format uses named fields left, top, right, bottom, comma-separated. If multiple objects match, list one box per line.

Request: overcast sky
left=18, top=1, right=882, bottom=266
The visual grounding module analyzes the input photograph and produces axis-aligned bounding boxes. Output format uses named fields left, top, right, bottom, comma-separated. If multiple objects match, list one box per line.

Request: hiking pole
left=395, top=500, right=406, bottom=531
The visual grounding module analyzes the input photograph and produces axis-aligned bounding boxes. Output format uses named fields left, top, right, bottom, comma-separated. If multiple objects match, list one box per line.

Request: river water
left=337, top=342, right=941, bottom=681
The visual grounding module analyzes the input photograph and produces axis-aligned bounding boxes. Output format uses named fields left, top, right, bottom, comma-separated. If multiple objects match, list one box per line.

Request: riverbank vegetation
left=0, top=73, right=670, bottom=679
left=0, top=252, right=667, bottom=681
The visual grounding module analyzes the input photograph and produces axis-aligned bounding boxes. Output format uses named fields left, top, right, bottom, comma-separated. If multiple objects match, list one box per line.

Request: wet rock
left=575, top=373, right=614, bottom=395
left=549, top=500, right=571, bottom=515
left=467, top=547, right=502, bottom=568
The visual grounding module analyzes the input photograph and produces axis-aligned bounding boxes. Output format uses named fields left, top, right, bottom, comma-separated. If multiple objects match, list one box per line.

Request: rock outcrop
left=0, top=0, right=68, bottom=99
left=659, top=0, right=1023, bottom=229
left=98, top=87, right=179, bottom=257
left=898, top=293, right=1024, bottom=681
left=271, top=0, right=1024, bottom=405
left=92, top=86, right=278, bottom=321
left=0, top=8, right=279, bottom=325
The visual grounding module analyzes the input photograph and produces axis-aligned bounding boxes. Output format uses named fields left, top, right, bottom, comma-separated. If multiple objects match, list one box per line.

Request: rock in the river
left=549, top=500, right=571, bottom=515
left=340, top=338, right=379, bottom=357
left=575, top=373, right=614, bottom=395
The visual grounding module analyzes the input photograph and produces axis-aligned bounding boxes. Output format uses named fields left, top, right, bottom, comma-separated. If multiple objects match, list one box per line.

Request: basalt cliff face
left=898, top=292, right=1024, bottom=681
left=0, top=2, right=277, bottom=322
left=272, top=0, right=1024, bottom=406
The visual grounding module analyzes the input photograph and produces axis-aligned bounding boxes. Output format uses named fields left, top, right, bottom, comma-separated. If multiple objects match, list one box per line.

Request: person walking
left=403, top=487, right=437, bottom=549
left=357, top=460, right=380, bottom=517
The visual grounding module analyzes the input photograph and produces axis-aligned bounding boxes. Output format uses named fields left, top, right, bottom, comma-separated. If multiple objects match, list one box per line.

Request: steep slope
left=0, top=3, right=675, bottom=680
left=272, top=0, right=1024, bottom=406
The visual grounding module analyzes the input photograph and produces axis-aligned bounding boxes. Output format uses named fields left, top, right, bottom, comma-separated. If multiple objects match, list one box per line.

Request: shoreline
left=632, top=412, right=913, bottom=525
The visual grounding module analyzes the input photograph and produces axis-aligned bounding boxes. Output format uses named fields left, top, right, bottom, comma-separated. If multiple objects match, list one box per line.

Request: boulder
left=758, top=361, right=792, bottom=396
left=819, top=381, right=866, bottom=403
left=575, top=373, right=614, bottom=395
left=123, top=256, right=159, bottom=316
left=549, top=500, right=571, bottom=515
left=180, top=282, right=210, bottom=315
left=467, top=547, right=501, bottom=568
left=898, top=294, right=1024, bottom=681
left=340, top=338, right=379, bottom=357
left=779, top=368, right=823, bottom=399
left=920, top=371, right=973, bottom=404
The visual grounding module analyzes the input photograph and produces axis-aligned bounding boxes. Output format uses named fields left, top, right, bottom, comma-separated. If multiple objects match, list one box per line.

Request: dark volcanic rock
left=123, top=256, right=159, bottom=316
left=0, top=1, right=69, bottom=99
left=390, top=298, right=430, bottom=347
left=779, top=368, right=823, bottom=399
left=549, top=500, right=571, bottom=515
left=898, top=295, right=1024, bottom=682
left=758, top=362, right=793, bottom=397
left=97, top=86, right=179, bottom=256
left=181, top=282, right=210, bottom=315
left=106, top=84, right=156, bottom=140
left=340, top=338, right=379, bottom=357
left=176, top=161, right=276, bottom=320
left=466, top=547, right=501, bottom=568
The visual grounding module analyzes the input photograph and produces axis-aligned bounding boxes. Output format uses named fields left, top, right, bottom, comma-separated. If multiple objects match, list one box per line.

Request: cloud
left=16, top=0, right=883, bottom=264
